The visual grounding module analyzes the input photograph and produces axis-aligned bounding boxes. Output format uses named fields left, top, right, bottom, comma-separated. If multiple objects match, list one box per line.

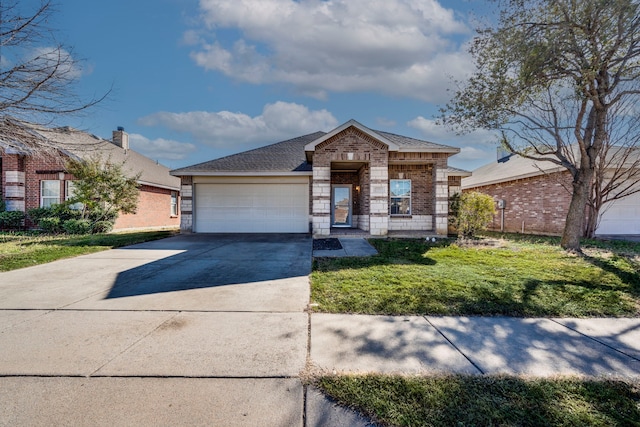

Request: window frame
left=40, top=180, right=61, bottom=208
left=389, top=179, right=411, bottom=216
left=170, top=191, right=178, bottom=217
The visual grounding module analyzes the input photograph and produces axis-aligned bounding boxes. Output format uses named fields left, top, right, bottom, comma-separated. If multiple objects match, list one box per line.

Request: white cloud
left=189, top=0, right=472, bottom=101
left=129, top=134, right=197, bottom=161
left=138, top=101, right=338, bottom=148
left=30, top=47, right=85, bottom=79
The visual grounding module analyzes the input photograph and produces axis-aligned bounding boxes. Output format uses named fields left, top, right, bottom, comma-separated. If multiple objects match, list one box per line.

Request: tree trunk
left=561, top=169, right=594, bottom=250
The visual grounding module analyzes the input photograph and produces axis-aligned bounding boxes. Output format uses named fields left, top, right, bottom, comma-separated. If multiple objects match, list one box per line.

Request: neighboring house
left=0, top=125, right=181, bottom=231
left=462, top=151, right=640, bottom=236
left=171, top=119, right=469, bottom=236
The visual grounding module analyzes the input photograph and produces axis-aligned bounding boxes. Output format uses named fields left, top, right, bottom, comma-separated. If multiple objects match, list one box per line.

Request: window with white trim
left=390, top=179, right=411, bottom=215
left=40, top=180, right=61, bottom=208
left=170, top=191, right=178, bottom=216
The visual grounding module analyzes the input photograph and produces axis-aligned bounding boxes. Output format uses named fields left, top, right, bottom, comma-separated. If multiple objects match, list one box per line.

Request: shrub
left=0, top=210, right=25, bottom=229
left=0, top=199, right=6, bottom=212
left=452, top=191, right=496, bottom=238
left=38, top=217, right=62, bottom=233
left=91, top=220, right=114, bottom=234
left=62, top=219, right=91, bottom=235
left=27, top=207, right=53, bottom=223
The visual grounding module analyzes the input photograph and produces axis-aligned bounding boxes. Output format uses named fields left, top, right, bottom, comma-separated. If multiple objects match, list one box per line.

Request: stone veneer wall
left=312, top=127, right=389, bottom=236
left=179, top=176, right=193, bottom=232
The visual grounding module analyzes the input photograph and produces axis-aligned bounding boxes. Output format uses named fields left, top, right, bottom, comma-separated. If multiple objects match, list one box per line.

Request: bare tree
left=0, top=0, right=107, bottom=154
left=441, top=0, right=640, bottom=251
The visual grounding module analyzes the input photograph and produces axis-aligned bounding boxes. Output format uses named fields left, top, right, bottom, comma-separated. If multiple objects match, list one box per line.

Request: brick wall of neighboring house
left=1, top=150, right=179, bottom=231
left=466, top=171, right=573, bottom=235
left=113, top=184, right=179, bottom=230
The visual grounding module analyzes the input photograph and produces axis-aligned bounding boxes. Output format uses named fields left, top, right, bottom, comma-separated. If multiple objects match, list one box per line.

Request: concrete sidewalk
left=311, top=314, right=640, bottom=378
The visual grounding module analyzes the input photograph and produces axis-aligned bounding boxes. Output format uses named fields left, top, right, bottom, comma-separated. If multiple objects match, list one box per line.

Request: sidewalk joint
left=423, top=316, right=485, bottom=375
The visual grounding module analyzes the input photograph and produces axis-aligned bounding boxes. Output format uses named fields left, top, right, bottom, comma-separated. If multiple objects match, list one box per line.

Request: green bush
left=28, top=207, right=53, bottom=223
left=51, top=203, right=82, bottom=221
left=38, top=217, right=62, bottom=233
left=0, top=210, right=25, bottom=229
left=62, top=219, right=91, bottom=235
left=452, top=191, right=496, bottom=238
left=0, top=199, right=6, bottom=212
left=91, top=220, right=114, bottom=234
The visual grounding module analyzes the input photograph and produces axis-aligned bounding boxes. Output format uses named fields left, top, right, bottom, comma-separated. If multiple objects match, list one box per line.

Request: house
left=171, top=119, right=469, bottom=236
left=1, top=125, right=181, bottom=231
left=462, top=151, right=640, bottom=236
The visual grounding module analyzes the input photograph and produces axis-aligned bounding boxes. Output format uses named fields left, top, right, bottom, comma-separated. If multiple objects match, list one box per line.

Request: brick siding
left=1, top=149, right=179, bottom=231
left=465, top=171, right=573, bottom=235
left=114, top=184, right=179, bottom=230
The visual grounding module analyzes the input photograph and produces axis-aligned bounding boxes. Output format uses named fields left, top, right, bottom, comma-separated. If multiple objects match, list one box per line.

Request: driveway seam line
left=87, top=311, right=180, bottom=377
left=423, top=316, right=485, bottom=375
left=0, top=374, right=301, bottom=379
left=549, top=318, right=640, bottom=362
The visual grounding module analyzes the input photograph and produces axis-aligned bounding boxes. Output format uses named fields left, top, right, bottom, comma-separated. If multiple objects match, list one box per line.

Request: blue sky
left=51, top=0, right=498, bottom=171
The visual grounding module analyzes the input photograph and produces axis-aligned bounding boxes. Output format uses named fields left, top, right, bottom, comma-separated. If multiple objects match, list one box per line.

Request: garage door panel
left=596, top=191, right=640, bottom=235
left=195, top=183, right=309, bottom=233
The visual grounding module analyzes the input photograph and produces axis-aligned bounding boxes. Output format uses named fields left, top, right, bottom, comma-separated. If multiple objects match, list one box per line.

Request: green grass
left=311, top=235, right=640, bottom=317
left=0, top=230, right=177, bottom=271
left=316, top=374, right=640, bottom=427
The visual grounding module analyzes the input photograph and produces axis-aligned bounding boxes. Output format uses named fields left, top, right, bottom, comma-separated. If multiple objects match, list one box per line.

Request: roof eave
left=397, top=147, right=461, bottom=154
left=171, top=171, right=313, bottom=177
left=137, top=180, right=180, bottom=191
left=462, top=167, right=565, bottom=189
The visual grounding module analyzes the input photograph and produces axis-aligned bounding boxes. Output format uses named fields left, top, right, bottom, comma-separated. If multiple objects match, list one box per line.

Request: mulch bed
left=313, top=238, right=343, bottom=251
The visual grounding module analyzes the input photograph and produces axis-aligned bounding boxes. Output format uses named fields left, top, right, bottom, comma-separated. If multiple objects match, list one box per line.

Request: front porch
left=305, top=120, right=456, bottom=238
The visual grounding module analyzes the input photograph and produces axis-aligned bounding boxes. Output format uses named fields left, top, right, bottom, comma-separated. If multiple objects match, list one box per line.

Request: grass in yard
left=0, top=230, right=177, bottom=271
left=316, top=374, right=640, bottom=427
left=311, top=236, right=640, bottom=317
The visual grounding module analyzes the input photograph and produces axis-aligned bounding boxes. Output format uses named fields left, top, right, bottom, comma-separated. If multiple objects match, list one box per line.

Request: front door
left=332, top=185, right=352, bottom=227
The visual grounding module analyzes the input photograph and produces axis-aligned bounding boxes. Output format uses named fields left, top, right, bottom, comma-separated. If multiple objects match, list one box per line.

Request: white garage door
left=596, top=191, right=640, bottom=235
left=194, top=182, right=309, bottom=233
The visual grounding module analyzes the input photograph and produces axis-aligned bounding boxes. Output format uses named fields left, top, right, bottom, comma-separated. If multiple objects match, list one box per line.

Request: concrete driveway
left=0, top=233, right=328, bottom=426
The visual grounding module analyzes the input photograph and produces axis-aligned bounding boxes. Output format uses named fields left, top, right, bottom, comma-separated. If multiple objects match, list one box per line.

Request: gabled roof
left=303, top=119, right=460, bottom=160
left=17, top=125, right=181, bottom=191
left=462, top=154, right=564, bottom=189
left=171, top=119, right=462, bottom=177
left=171, top=132, right=325, bottom=176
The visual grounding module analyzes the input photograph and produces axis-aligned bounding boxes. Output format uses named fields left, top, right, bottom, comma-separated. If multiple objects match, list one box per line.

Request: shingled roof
left=171, top=132, right=325, bottom=175
left=34, top=126, right=180, bottom=190
left=172, top=120, right=462, bottom=176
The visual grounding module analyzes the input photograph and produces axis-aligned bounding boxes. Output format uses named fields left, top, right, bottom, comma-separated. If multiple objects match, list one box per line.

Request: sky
left=48, top=0, right=500, bottom=171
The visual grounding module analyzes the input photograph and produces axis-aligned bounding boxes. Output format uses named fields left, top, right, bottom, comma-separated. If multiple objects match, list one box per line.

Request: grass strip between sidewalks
left=316, top=374, right=640, bottom=427
left=311, top=235, right=640, bottom=317
left=0, top=230, right=177, bottom=271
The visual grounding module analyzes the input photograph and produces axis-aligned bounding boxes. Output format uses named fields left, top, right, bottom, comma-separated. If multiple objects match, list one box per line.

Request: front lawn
left=316, top=374, right=640, bottom=427
left=311, top=235, right=640, bottom=317
left=0, top=230, right=177, bottom=271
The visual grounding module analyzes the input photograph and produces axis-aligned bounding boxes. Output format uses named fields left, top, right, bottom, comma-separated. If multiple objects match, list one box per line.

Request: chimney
left=112, top=126, right=129, bottom=150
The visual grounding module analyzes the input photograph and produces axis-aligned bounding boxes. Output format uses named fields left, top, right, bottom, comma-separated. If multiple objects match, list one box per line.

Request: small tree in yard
left=65, top=156, right=140, bottom=228
left=452, top=192, right=496, bottom=239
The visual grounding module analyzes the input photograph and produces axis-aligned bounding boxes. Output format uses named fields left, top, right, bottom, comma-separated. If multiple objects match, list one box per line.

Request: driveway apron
left=0, top=234, right=313, bottom=426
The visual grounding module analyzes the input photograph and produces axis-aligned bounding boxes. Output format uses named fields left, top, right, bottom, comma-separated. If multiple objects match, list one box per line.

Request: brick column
left=179, top=176, right=193, bottom=232
left=369, top=166, right=388, bottom=236
left=434, top=167, right=449, bottom=235
left=312, top=166, right=331, bottom=236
